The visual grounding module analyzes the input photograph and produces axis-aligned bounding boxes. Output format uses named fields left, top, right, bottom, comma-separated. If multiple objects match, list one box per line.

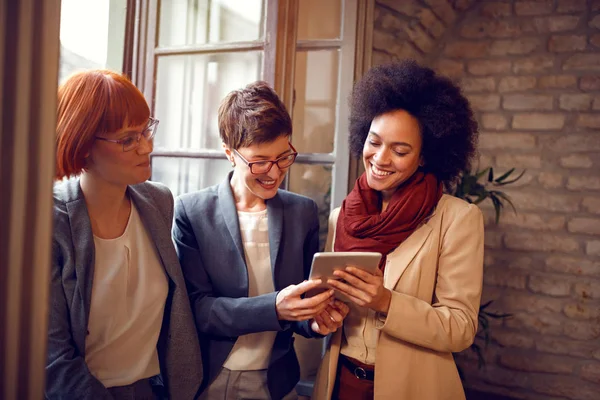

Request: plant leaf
left=497, top=169, right=526, bottom=185
left=480, top=300, right=494, bottom=310
left=471, top=343, right=485, bottom=369
left=475, top=167, right=490, bottom=180
left=484, top=311, right=513, bottom=319
left=490, top=195, right=503, bottom=224
left=479, top=316, right=489, bottom=331
left=491, top=191, right=517, bottom=214
left=494, top=168, right=515, bottom=183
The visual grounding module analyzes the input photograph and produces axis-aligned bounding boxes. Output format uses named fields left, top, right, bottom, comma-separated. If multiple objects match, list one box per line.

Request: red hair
left=55, top=69, right=150, bottom=180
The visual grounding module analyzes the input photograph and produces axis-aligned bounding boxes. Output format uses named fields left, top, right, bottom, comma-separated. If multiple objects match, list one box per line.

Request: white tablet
left=305, top=252, right=382, bottom=303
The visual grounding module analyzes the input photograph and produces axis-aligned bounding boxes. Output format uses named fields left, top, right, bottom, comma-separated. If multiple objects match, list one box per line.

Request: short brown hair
left=218, top=81, right=292, bottom=149
left=55, top=69, right=150, bottom=180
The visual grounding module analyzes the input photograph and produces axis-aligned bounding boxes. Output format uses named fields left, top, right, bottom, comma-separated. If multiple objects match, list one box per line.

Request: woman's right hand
left=275, top=280, right=334, bottom=321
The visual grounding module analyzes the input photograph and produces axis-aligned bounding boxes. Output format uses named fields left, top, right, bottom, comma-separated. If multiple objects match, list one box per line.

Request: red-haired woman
left=48, top=70, right=202, bottom=399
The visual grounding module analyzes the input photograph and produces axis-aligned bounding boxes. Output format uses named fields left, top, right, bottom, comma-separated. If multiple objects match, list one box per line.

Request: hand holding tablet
left=306, top=252, right=382, bottom=303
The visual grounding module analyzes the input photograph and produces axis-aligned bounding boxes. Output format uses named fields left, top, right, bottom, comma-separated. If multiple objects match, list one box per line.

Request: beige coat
left=312, top=194, right=484, bottom=400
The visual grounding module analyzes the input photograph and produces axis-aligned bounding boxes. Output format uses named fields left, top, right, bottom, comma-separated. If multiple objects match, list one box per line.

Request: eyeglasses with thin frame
left=94, top=117, right=159, bottom=152
left=233, top=142, right=298, bottom=174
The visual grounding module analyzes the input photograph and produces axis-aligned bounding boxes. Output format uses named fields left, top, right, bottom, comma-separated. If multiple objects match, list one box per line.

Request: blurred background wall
left=372, top=1, right=600, bottom=399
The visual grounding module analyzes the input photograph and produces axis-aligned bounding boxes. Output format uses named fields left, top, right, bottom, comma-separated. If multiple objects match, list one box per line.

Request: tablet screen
left=306, top=252, right=382, bottom=303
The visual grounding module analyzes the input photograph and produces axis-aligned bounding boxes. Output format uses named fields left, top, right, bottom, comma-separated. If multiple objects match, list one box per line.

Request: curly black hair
left=349, top=60, right=478, bottom=190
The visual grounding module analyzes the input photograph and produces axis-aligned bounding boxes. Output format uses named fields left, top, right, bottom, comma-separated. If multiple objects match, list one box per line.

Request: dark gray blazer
left=47, top=179, right=203, bottom=399
left=173, top=172, right=321, bottom=400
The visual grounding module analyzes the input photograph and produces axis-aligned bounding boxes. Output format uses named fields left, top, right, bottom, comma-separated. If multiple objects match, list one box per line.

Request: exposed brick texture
left=372, top=0, right=600, bottom=398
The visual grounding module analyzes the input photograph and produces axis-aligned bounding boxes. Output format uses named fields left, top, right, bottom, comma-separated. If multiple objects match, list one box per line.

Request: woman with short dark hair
left=312, top=60, right=484, bottom=400
left=174, top=81, right=349, bottom=400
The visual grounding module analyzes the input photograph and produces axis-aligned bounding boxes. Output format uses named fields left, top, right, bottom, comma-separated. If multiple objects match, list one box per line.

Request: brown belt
left=339, top=355, right=375, bottom=381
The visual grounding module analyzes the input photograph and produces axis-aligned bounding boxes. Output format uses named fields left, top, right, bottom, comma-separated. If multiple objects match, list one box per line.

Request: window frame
left=132, top=0, right=278, bottom=161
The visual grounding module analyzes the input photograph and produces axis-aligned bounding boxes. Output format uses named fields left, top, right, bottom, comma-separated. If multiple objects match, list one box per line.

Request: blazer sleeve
left=290, top=200, right=323, bottom=339
left=45, top=241, right=112, bottom=400
left=376, top=204, right=484, bottom=353
left=173, top=197, right=284, bottom=337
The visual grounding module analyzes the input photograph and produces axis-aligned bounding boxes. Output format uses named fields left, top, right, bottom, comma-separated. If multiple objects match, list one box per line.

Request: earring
left=231, top=160, right=236, bottom=167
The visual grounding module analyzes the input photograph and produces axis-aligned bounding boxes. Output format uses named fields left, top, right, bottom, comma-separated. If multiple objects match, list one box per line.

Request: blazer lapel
left=128, top=185, right=176, bottom=280
left=384, top=222, right=433, bottom=290
left=266, top=193, right=283, bottom=286
left=64, top=182, right=95, bottom=351
left=383, top=198, right=445, bottom=289
left=217, top=174, right=246, bottom=265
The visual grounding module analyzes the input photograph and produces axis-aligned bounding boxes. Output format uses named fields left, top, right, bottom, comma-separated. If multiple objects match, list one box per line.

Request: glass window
left=292, top=50, right=339, bottom=154
left=59, top=0, right=127, bottom=82
left=297, top=0, right=342, bottom=40
left=154, top=52, right=263, bottom=150
left=288, top=164, right=332, bottom=251
left=151, top=157, right=231, bottom=197
left=158, top=0, right=265, bottom=47
left=290, top=0, right=357, bottom=215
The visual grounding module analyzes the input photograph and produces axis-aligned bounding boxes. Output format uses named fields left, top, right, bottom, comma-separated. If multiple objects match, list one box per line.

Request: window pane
left=154, top=52, right=263, bottom=151
left=297, top=0, right=341, bottom=40
left=151, top=157, right=231, bottom=197
left=288, top=164, right=332, bottom=251
left=59, top=0, right=126, bottom=82
left=159, top=0, right=265, bottom=47
left=292, top=50, right=339, bottom=154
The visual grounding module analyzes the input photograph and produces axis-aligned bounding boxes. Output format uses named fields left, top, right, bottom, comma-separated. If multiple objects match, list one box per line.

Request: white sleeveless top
left=86, top=203, right=168, bottom=387
left=223, top=209, right=277, bottom=371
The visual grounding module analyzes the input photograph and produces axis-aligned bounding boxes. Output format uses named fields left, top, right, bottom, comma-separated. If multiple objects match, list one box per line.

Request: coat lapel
left=128, top=185, right=176, bottom=281
left=217, top=173, right=246, bottom=265
left=383, top=200, right=444, bottom=289
left=266, top=193, right=283, bottom=287
left=327, top=328, right=343, bottom=399
left=383, top=222, right=433, bottom=290
left=64, top=184, right=95, bottom=351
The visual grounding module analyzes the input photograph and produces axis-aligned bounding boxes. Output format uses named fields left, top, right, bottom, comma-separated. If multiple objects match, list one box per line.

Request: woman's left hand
left=327, top=267, right=391, bottom=314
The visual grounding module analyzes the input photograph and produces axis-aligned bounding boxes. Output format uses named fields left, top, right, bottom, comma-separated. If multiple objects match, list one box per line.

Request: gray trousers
left=200, top=368, right=298, bottom=400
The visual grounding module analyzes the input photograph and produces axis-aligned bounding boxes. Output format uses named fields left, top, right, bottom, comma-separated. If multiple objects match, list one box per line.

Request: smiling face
left=86, top=121, right=154, bottom=186
left=362, top=109, right=423, bottom=199
left=226, top=135, right=294, bottom=206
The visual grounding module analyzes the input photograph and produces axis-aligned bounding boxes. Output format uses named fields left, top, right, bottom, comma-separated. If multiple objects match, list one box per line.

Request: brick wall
left=373, top=1, right=600, bottom=399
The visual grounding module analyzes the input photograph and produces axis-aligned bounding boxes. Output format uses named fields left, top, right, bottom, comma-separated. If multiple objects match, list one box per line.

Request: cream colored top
left=86, top=203, right=168, bottom=388
left=340, top=304, right=382, bottom=365
left=223, top=209, right=277, bottom=371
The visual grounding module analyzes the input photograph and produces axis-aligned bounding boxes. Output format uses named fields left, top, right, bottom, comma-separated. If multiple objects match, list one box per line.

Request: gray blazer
left=47, top=178, right=203, bottom=399
left=173, top=172, right=321, bottom=400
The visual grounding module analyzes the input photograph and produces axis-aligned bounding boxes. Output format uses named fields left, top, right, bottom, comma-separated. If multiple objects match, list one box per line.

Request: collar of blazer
left=382, top=195, right=451, bottom=290
left=59, top=178, right=176, bottom=331
left=217, top=171, right=284, bottom=284
left=383, top=222, right=433, bottom=290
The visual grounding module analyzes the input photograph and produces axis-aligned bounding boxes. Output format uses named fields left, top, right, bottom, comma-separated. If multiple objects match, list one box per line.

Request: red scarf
left=334, top=171, right=442, bottom=270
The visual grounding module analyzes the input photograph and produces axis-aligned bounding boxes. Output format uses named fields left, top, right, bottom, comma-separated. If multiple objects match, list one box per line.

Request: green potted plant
left=452, top=166, right=525, bottom=371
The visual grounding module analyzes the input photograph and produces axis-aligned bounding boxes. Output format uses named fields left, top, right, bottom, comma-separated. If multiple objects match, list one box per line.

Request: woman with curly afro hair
left=312, top=60, right=484, bottom=400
